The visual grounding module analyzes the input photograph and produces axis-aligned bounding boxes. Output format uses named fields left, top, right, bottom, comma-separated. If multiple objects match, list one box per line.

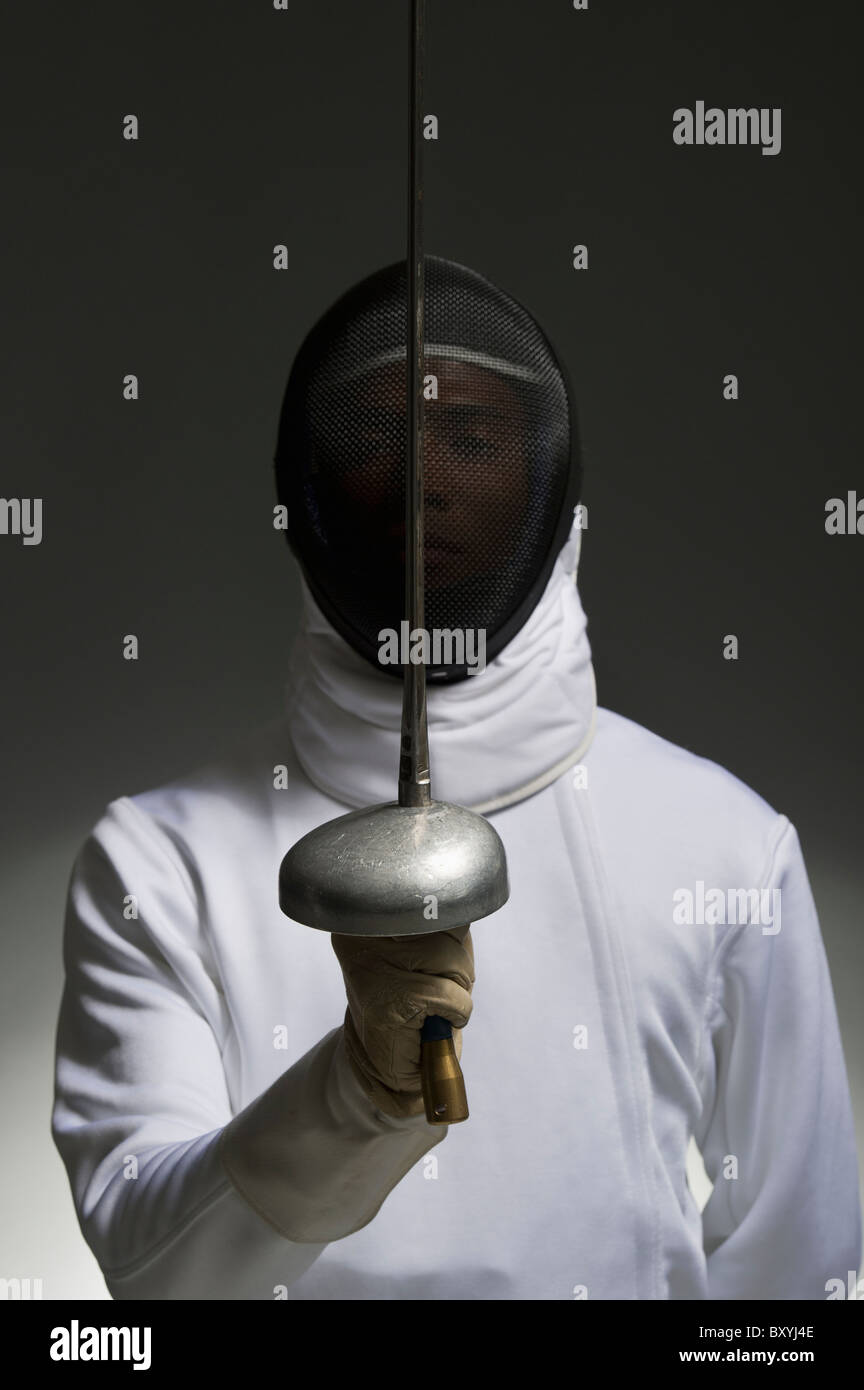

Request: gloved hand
left=331, top=925, right=475, bottom=1120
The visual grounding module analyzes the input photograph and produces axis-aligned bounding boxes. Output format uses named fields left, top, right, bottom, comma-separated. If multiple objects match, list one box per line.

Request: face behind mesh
left=274, top=256, right=580, bottom=681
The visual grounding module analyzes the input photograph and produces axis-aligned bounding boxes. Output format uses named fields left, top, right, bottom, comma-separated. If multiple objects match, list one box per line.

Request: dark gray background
left=1, top=0, right=860, bottom=1295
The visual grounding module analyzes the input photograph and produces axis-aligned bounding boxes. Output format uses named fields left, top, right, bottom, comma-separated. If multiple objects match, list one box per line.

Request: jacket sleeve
left=51, top=804, right=445, bottom=1301
left=695, top=818, right=862, bottom=1299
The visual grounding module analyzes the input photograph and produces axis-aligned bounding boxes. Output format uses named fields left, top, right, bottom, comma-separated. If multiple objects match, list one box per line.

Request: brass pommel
left=420, top=1035, right=469, bottom=1125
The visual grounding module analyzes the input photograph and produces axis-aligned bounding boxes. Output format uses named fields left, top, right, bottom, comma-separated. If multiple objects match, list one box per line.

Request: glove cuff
left=218, top=1025, right=443, bottom=1243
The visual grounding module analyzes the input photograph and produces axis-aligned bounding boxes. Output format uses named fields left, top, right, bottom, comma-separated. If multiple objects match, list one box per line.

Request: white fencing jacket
left=52, top=528, right=861, bottom=1300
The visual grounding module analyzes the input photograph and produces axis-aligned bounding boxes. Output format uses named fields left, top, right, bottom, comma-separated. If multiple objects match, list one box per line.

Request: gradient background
left=1, top=0, right=860, bottom=1298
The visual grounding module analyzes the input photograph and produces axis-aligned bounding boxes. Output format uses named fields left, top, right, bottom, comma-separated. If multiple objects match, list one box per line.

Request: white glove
left=331, top=925, right=475, bottom=1119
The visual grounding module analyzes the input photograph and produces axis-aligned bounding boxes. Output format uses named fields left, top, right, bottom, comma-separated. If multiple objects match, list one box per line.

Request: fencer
left=51, top=257, right=861, bottom=1300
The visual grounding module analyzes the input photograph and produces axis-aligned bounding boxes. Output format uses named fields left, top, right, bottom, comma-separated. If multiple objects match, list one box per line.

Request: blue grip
left=421, top=1014, right=453, bottom=1042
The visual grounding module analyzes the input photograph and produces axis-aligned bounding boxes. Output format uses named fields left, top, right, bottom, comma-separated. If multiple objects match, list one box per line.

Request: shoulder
left=589, top=706, right=791, bottom=880
left=76, top=717, right=306, bottom=882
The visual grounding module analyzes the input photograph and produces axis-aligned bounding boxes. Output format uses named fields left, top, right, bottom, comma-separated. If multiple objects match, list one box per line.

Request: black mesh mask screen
left=274, top=256, right=582, bottom=682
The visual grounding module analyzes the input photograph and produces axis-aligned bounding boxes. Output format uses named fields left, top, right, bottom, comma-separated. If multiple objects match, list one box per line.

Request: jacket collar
left=284, top=522, right=596, bottom=813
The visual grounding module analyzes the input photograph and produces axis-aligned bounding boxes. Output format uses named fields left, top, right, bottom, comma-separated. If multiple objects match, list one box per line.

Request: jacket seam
left=694, top=814, right=794, bottom=1235
left=111, top=797, right=200, bottom=921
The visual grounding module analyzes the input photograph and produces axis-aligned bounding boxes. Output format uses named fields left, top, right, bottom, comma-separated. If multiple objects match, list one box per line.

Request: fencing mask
left=274, top=255, right=582, bottom=682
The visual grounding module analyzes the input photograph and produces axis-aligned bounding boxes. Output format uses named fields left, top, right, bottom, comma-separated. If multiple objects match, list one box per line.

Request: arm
left=695, top=820, right=862, bottom=1299
left=51, top=803, right=444, bottom=1300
